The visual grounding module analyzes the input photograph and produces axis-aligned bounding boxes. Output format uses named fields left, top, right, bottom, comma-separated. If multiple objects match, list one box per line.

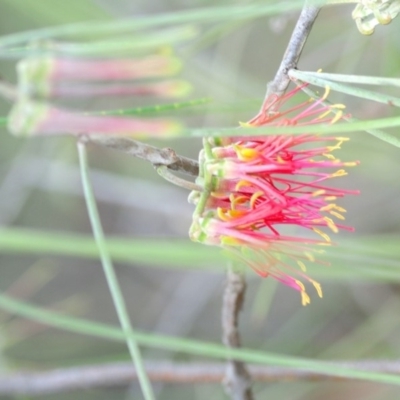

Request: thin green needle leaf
left=346, top=118, right=400, bottom=148
left=187, top=115, right=400, bottom=136
left=77, top=140, right=155, bottom=400
left=299, top=85, right=400, bottom=148
left=1, top=26, right=198, bottom=58
left=0, top=99, right=251, bottom=123
left=0, top=98, right=212, bottom=128
left=0, top=1, right=323, bottom=51
left=290, top=70, right=400, bottom=107
left=293, top=71, right=400, bottom=87
left=87, top=98, right=212, bottom=117
left=0, top=227, right=222, bottom=268
left=57, top=27, right=198, bottom=57
left=1, top=228, right=400, bottom=282
left=0, top=293, right=400, bottom=386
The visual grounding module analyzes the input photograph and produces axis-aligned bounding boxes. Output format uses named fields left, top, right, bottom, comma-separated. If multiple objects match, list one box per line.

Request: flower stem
left=264, top=1, right=320, bottom=107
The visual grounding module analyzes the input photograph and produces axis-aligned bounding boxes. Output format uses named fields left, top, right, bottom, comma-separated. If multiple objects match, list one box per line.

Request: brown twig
left=87, top=135, right=199, bottom=177
left=220, top=4, right=322, bottom=399
left=2, top=359, right=400, bottom=396
left=222, top=266, right=253, bottom=400
left=263, top=1, right=320, bottom=108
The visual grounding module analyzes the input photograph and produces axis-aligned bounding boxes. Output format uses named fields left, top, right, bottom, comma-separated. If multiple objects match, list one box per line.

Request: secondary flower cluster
left=189, top=86, right=358, bottom=306
left=8, top=50, right=190, bottom=137
left=352, top=0, right=400, bottom=35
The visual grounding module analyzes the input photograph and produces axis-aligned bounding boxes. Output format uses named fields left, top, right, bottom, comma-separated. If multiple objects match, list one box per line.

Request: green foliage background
left=0, top=0, right=400, bottom=399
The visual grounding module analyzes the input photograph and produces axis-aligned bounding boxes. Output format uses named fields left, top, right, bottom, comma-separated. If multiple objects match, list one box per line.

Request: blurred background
left=0, top=0, right=400, bottom=399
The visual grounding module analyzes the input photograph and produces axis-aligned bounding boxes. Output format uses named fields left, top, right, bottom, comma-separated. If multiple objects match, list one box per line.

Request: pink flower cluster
left=189, top=85, right=358, bottom=305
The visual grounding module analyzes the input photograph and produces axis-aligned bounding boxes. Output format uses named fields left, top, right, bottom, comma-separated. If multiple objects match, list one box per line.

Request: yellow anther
left=229, top=209, right=247, bottom=218
left=331, top=169, right=348, bottom=178
left=217, top=208, right=246, bottom=221
left=322, top=203, right=346, bottom=214
left=323, top=153, right=336, bottom=160
left=296, top=280, right=306, bottom=292
left=343, top=161, right=358, bottom=167
left=304, top=251, right=315, bottom=262
left=235, top=180, right=251, bottom=191
left=297, top=260, right=307, bottom=272
left=312, top=189, right=326, bottom=197
left=239, top=121, right=253, bottom=128
left=327, top=144, right=340, bottom=151
left=301, top=292, right=311, bottom=306
left=324, top=217, right=339, bottom=233
left=330, top=110, right=343, bottom=124
left=211, top=191, right=226, bottom=199
left=250, top=191, right=264, bottom=209
left=232, top=195, right=249, bottom=206
left=217, top=207, right=229, bottom=221
left=320, top=204, right=335, bottom=211
left=322, top=86, right=331, bottom=101
left=328, top=137, right=348, bottom=150
left=311, top=279, right=323, bottom=298
left=331, top=104, right=346, bottom=110
left=235, top=145, right=259, bottom=161
left=318, top=110, right=331, bottom=120
left=325, top=196, right=337, bottom=201
left=330, top=210, right=345, bottom=220
left=313, top=228, right=331, bottom=242
left=296, top=280, right=311, bottom=306
left=277, top=156, right=285, bottom=163
left=221, top=236, right=241, bottom=246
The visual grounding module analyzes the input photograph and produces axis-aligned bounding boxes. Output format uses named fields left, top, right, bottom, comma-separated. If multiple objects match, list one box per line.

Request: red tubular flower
left=16, top=55, right=189, bottom=99
left=7, top=99, right=181, bottom=137
left=17, top=55, right=182, bottom=82
left=189, top=85, right=358, bottom=306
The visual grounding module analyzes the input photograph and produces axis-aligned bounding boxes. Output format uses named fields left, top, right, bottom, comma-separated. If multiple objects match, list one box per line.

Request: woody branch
left=1, top=359, right=400, bottom=396
left=220, top=2, right=321, bottom=400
